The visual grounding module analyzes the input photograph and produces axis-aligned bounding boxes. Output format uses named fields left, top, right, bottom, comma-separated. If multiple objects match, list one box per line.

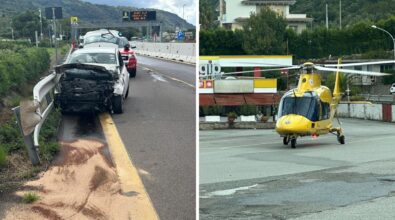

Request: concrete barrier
left=240, top=115, right=256, bottom=122
left=199, top=122, right=275, bottom=130
left=205, top=116, right=221, bottom=122
left=132, top=42, right=196, bottom=64
left=337, top=103, right=395, bottom=122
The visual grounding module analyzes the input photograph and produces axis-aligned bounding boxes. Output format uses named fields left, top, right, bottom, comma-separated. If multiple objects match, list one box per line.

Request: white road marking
left=142, top=66, right=195, bottom=89
left=200, top=184, right=258, bottom=198
left=151, top=73, right=168, bottom=82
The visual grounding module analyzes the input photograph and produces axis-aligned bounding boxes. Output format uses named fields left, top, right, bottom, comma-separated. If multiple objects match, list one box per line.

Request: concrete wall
left=337, top=103, right=395, bottom=122
left=393, top=105, right=395, bottom=122
left=225, top=0, right=256, bottom=23
left=132, top=42, right=195, bottom=64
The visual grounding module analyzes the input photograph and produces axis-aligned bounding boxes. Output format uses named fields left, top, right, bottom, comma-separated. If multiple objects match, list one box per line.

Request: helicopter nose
left=275, top=115, right=312, bottom=134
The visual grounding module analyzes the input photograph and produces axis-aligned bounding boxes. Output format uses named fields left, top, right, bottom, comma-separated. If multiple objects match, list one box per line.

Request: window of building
left=354, top=66, right=362, bottom=71
left=380, top=64, right=393, bottom=72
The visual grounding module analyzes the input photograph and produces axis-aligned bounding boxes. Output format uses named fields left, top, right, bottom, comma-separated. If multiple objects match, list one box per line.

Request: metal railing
left=13, top=46, right=73, bottom=165
left=361, top=94, right=395, bottom=103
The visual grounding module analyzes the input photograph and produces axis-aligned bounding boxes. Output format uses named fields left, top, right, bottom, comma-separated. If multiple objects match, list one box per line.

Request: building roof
left=241, top=0, right=296, bottom=6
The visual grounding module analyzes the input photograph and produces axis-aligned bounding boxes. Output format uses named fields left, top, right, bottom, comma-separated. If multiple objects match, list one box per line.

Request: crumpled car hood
left=55, top=63, right=118, bottom=80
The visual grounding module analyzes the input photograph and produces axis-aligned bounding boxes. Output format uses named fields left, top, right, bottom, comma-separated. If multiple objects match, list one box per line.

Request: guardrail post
left=12, top=106, right=41, bottom=165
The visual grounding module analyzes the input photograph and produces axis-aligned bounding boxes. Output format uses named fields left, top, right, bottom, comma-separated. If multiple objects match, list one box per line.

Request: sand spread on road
left=4, top=139, right=151, bottom=220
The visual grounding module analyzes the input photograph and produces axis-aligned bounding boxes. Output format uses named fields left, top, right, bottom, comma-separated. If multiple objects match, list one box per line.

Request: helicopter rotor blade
left=324, top=60, right=395, bottom=67
left=314, top=66, right=390, bottom=76
left=234, top=61, right=296, bottom=67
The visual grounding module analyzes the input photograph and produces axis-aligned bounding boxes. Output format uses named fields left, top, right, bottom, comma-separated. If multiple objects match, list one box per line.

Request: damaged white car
left=55, top=47, right=130, bottom=114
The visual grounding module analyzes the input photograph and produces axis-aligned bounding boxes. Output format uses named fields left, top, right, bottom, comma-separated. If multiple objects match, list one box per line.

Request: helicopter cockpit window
left=321, top=101, right=330, bottom=120
left=278, top=92, right=320, bottom=121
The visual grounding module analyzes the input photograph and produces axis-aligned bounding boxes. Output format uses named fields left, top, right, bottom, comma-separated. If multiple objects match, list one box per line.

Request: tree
left=12, top=11, right=47, bottom=40
left=242, top=7, right=287, bottom=55
left=200, top=0, right=216, bottom=30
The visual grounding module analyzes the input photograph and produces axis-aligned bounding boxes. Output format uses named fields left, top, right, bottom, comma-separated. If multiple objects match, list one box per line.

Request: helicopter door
left=320, top=101, right=330, bottom=120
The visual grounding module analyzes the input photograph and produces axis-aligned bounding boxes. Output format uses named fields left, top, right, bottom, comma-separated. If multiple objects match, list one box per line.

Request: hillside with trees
left=201, top=0, right=395, bottom=29
left=0, top=0, right=194, bottom=37
left=291, top=0, right=395, bottom=28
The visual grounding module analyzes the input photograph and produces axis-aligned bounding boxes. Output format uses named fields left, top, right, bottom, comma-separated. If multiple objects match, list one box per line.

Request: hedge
left=0, top=43, right=50, bottom=96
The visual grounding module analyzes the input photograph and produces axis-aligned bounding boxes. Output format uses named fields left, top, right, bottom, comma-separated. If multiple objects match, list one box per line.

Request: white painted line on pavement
left=142, top=66, right=195, bottom=89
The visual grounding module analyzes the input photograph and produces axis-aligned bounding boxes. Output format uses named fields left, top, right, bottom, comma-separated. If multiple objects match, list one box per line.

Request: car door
left=117, top=51, right=129, bottom=97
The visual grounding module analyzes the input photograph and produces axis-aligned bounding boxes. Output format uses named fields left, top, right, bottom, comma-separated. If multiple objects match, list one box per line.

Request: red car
left=119, top=37, right=137, bottom=77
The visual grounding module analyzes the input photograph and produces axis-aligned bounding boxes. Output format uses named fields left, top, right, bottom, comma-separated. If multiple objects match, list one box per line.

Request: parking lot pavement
left=200, top=118, right=395, bottom=219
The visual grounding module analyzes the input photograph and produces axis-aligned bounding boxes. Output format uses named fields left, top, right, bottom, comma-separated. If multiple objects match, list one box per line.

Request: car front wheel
left=112, top=95, right=123, bottom=114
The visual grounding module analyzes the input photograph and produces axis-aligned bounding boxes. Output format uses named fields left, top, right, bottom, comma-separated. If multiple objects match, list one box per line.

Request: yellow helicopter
left=275, top=60, right=393, bottom=148
left=219, top=59, right=392, bottom=148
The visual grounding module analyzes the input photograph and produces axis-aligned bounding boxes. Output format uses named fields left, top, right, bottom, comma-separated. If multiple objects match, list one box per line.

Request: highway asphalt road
left=111, top=56, right=196, bottom=220
left=200, top=119, right=395, bottom=219
left=59, top=56, right=196, bottom=220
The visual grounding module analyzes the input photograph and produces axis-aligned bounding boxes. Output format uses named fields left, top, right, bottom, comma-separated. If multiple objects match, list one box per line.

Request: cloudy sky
left=84, top=0, right=196, bottom=25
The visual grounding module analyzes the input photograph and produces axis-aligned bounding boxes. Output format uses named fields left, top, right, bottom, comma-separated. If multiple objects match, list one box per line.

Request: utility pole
left=39, top=8, right=43, bottom=40
left=183, top=4, right=186, bottom=21
left=10, top=21, right=14, bottom=40
left=52, top=7, right=58, bottom=64
left=35, top=31, right=38, bottom=47
left=339, top=0, right=342, bottom=29
left=219, top=0, right=223, bottom=27
left=326, top=4, right=329, bottom=29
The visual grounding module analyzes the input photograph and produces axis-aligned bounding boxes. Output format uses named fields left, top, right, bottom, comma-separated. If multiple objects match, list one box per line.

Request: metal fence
left=361, top=94, right=395, bottom=103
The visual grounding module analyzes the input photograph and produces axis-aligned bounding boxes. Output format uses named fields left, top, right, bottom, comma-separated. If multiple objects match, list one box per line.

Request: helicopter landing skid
left=330, top=127, right=345, bottom=145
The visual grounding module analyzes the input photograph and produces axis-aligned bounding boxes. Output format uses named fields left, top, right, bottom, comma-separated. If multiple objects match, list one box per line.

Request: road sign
left=122, top=11, right=130, bottom=22
left=130, top=11, right=156, bottom=21
left=177, top=31, right=185, bottom=40
left=70, top=16, right=78, bottom=25
left=45, top=7, right=62, bottom=19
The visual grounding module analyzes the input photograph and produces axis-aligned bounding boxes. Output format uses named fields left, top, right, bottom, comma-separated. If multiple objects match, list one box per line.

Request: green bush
left=0, top=44, right=50, bottom=97
left=39, top=109, right=61, bottom=161
left=22, top=192, right=39, bottom=203
left=227, top=112, right=238, bottom=118
left=350, top=96, right=366, bottom=101
left=0, top=146, right=7, bottom=167
left=0, top=119, right=24, bottom=153
left=240, top=104, right=257, bottom=115
left=383, top=69, right=395, bottom=85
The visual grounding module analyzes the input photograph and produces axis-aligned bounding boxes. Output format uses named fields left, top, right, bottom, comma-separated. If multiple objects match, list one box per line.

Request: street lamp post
left=371, top=25, right=395, bottom=61
left=182, top=4, right=186, bottom=21
left=39, top=8, right=43, bottom=40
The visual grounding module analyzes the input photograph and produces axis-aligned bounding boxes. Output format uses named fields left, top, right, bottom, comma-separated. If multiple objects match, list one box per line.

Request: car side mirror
left=131, top=45, right=136, bottom=49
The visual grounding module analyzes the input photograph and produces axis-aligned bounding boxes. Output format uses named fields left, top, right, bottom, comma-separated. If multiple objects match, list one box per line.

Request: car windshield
left=278, top=93, right=320, bottom=121
left=69, top=53, right=117, bottom=65
left=84, top=34, right=119, bottom=45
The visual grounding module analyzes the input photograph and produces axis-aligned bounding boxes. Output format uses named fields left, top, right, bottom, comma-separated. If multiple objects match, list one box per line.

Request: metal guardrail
left=361, top=94, right=395, bottom=103
left=12, top=46, right=73, bottom=165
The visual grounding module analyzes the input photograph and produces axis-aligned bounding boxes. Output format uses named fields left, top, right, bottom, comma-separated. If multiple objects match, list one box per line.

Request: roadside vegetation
left=200, top=15, right=395, bottom=60
left=0, top=40, right=63, bottom=194
left=22, top=192, right=40, bottom=204
left=0, top=41, right=50, bottom=97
